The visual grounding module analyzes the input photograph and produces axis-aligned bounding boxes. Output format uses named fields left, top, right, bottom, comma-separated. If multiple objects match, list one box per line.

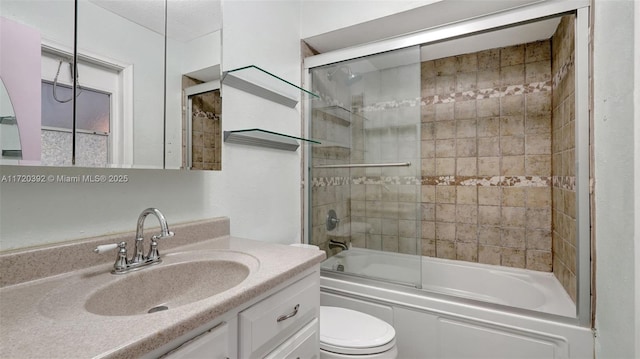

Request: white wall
left=219, top=0, right=303, bottom=244
left=593, top=0, right=639, bottom=358
left=0, top=166, right=224, bottom=250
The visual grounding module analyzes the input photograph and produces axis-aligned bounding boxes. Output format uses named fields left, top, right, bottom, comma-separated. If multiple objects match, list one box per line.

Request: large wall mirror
left=0, top=0, right=221, bottom=169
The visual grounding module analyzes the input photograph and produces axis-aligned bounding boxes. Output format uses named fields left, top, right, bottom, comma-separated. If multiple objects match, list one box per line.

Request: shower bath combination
left=306, top=5, right=592, bottom=358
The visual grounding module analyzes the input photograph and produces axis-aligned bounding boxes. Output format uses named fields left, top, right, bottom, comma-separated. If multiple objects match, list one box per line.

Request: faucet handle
left=146, top=232, right=172, bottom=261
left=94, top=242, right=129, bottom=273
left=94, top=243, right=119, bottom=254
left=147, top=235, right=161, bottom=261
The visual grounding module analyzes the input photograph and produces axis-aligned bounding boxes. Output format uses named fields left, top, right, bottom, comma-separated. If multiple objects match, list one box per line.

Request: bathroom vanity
left=0, top=217, right=325, bottom=358
left=157, top=268, right=320, bottom=359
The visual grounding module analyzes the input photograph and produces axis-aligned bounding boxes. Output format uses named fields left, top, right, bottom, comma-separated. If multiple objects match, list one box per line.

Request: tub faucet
left=328, top=239, right=348, bottom=251
left=94, top=208, right=174, bottom=274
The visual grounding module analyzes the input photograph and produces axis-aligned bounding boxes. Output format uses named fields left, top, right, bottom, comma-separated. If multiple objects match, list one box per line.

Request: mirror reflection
left=0, top=0, right=222, bottom=169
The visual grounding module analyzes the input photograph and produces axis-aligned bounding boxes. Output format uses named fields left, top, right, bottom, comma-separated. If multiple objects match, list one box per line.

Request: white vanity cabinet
left=156, top=267, right=320, bottom=359
left=239, top=270, right=320, bottom=358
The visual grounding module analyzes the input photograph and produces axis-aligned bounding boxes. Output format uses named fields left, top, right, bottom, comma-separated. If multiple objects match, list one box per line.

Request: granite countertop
left=0, top=220, right=325, bottom=359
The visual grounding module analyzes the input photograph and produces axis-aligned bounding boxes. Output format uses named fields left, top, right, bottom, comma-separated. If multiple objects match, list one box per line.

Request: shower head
left=327, top=66, right=362, bottom=86
left=345, top=68, right=362, bottom=86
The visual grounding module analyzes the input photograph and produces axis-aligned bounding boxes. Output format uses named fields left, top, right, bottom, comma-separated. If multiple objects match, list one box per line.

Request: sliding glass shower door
left=308, top=47, right=422, bottom=287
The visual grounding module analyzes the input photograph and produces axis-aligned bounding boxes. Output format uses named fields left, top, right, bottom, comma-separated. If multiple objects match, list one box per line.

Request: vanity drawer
left=160, top=321, right=228, bottom=359
left=239, top=271, right=319, bottom=358
left=264, top=318, right=319, bottom=359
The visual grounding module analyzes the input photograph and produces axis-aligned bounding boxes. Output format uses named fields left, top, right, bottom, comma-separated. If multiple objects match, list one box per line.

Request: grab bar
left=313, top=162, right=411, bottom=169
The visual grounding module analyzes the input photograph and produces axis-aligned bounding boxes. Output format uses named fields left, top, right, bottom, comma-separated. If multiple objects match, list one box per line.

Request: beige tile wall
left=420, top=40, right=554, bottom=271
left=310, top=26, right=578, bottom=285
left=551, top=15, right=577, bottom=302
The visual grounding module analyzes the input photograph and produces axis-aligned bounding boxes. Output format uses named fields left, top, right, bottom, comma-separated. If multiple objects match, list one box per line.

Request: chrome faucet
left=328, top=239, right=348, bottom=251
left=94, top=208, right=174, bottom=274
left=132, top=208, right=174, bottom=264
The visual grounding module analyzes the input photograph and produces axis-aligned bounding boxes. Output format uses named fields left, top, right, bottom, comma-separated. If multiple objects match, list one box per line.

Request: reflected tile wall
left=190, top=90, right=221, bottom=171
left=420, top=39, right=553, bottom=271
left=181, top=76, right=222, bottom=171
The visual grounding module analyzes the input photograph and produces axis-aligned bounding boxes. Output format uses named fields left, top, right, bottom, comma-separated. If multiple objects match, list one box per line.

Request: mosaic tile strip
left=552, top=54, right=574, bottom=89
left=312, top=176, right=350, bottom=187
left=360, top=98, right=423, bottom=113
left=422, top=81, right=552, bottom=106
left=552, top=176, right=576, bottom=191
left=315, top=82, right=553, bottom=114
left=352, top=176, right=423, bottom=186
left=312, top=175, right=552, bottom=188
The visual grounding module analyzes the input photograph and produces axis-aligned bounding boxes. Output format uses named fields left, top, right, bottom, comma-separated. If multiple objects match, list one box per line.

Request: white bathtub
left=321, top=248, right=593, bottom=359
left=321, top=248, right=575, bottom=316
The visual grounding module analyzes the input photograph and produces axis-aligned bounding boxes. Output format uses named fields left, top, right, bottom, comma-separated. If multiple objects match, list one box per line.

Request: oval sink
left=85, top=259, right=249, bottom=316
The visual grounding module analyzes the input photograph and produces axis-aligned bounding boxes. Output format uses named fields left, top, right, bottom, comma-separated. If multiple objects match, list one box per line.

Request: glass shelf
left=0, top=116, right=17, bottom=125
left=313, top=105, right=352, bottom=125
left=1, top=150, right=22, bottom=158
left=310, top=139, right=350, bottom=150
left=222, top=65, right=319, bottom=108
left=224, top=128, right=321, bottom=151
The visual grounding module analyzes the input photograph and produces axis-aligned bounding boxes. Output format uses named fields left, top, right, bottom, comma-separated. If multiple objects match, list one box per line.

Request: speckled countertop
left=0, top=218, right=325, bottom=358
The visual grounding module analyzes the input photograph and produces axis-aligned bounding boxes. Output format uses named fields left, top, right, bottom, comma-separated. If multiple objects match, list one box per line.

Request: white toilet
left=319, top=306, right=398, bottom=359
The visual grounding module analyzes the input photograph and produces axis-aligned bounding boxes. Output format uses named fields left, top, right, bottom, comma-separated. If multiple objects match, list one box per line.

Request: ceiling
left=317, top=14, right=561, bottom=75
left=89, top=0, right=222, bottom=43
left=303, top=0, right=558, bottom=54
left=419, top=17, right=561, bottom=61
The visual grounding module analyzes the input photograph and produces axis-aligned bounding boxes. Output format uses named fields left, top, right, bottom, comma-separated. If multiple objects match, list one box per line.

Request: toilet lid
left=320, top=306, right=396, bottom=355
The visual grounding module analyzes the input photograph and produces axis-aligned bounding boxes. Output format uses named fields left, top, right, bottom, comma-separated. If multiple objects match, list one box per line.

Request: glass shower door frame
left=305, top=47, right=424, bottom=288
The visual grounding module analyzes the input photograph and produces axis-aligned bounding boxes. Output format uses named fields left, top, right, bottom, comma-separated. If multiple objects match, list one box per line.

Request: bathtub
left=320, top=248, right=593, bottom=359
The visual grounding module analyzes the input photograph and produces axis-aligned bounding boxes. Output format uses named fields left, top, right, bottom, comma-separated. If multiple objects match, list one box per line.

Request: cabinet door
left=264, top=319, right=319, bottom=359
left=160, top=322, right=228, bottom=359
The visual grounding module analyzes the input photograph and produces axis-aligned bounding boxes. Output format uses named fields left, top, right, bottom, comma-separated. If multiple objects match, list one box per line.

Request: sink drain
left=148, top=305, right=169, bottom=314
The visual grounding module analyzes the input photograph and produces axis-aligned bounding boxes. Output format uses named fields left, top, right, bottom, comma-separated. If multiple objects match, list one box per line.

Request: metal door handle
left=277, top=304, right=300, bottom=322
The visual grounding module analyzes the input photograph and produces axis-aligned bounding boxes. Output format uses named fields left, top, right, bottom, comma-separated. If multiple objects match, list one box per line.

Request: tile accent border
left=552, top=54, right=574, bottom=89
left=422, top=80, right=552, bottom=106
left=552, top=176, right=576, bottom=191
left=312, top=175, right=552, bottom=187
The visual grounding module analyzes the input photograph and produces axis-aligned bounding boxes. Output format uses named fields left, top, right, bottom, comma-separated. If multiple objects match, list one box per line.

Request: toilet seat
left=320, top=306, right=396, bottom=355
